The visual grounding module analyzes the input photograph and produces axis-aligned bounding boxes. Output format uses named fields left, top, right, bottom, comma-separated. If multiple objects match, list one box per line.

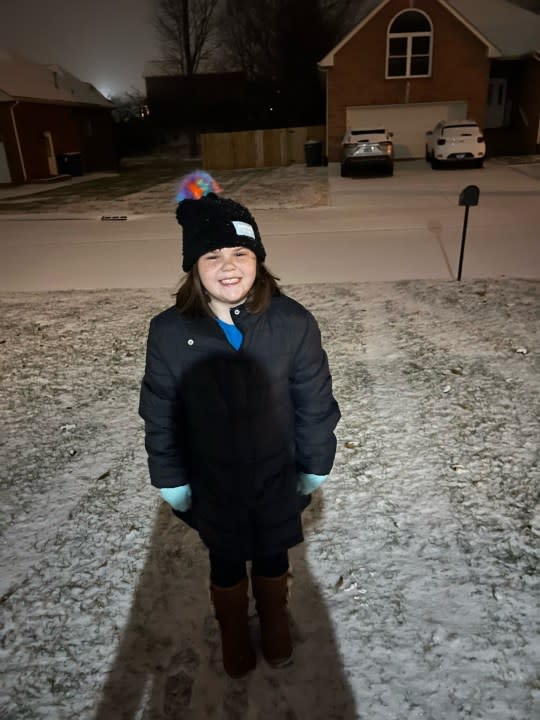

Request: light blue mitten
left=297, top=472, right=328, bottom=495
left=159, top=485, right=192, bottom=512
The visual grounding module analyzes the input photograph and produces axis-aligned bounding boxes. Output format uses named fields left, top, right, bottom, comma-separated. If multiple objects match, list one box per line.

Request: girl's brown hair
left=175, top=261, right=281, bottom=318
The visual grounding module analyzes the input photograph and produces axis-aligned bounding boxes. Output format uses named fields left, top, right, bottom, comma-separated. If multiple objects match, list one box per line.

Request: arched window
left=387, top=10, right=432, bottom=78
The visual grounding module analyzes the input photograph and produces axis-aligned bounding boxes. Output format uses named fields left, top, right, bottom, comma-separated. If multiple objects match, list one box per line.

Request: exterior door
left=43, top=131, right=58, bottom=175
left=0, top=139, right=11, bottom=183
left=486, top=79, right=507, bottom=128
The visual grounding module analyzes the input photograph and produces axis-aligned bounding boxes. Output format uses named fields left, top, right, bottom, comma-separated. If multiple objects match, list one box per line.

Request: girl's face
left=197, top=246, right=257, bottom=317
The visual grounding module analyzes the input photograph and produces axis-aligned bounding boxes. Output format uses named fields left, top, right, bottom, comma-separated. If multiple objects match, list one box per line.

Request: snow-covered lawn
left=0, top=163, right=328, bottom=215
left=1, top=280, right=538, bottom=719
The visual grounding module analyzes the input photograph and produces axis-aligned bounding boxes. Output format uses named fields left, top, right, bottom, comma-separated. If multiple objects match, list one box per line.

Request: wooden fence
left=201, top=126, right=325, bottom=170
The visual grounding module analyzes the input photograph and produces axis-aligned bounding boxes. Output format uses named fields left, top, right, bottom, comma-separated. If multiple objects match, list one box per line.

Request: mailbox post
left=457, top=185, right=480, bottom=281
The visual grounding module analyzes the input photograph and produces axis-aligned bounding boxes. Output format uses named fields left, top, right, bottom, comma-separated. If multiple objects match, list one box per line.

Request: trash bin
left=56, top=152, right=83, bottom=176
left=304, top=140, right=323, bottom=167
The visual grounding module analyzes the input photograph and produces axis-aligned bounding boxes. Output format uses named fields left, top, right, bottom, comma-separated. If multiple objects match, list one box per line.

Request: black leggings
left=209, top=550, right=289, bottom=588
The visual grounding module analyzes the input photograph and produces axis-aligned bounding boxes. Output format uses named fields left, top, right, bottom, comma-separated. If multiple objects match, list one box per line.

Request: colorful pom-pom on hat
left=175, top=170, right=266, bottom=272
left=175, top=171, right=221, bottom=202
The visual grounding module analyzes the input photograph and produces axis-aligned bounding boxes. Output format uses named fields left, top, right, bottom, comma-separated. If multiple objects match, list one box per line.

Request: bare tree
left=321, top=0, right=362, bottom=39
left=219, top=0, right=356, bottom=125
left=110, top=89, right=148, bottom=123
left=220, top=0, right=359, bottom=76
left=154, top=0, right=219, bottom=74
left=154, top=0, right=219, bottom=154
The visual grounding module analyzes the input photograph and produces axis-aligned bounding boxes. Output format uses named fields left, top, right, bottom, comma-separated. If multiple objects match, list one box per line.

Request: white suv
left=341, top=127, right=394, bottom=176
left=426, top=120, right=486, bottom=168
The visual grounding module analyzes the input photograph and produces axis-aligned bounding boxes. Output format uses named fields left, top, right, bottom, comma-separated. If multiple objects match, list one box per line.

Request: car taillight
left=477, top=136, right=484, bottom=143
left=437, top=139, right=446, bottom=146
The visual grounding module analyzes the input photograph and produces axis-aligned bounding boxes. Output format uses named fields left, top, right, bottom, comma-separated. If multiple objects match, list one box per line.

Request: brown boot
left=251, top=572, right=293, bottom=667
left=210, top=576, right=257, bottom=679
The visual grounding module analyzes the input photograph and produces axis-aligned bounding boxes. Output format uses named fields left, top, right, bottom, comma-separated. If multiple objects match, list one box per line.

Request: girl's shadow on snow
left=95, top=493, right=357, bottom=719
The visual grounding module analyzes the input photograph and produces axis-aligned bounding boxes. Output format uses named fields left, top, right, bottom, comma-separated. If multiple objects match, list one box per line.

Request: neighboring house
left=319, top=0, right=540, bottom=160
left=144, top=62, right=250, bottom=133
left=0, top=51, right=115, bottom=184
left=143, top=62, right=287, bottom=134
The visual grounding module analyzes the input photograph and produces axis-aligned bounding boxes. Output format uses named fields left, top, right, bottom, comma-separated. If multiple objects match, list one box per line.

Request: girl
left=139, top=172, right=340, bottom=679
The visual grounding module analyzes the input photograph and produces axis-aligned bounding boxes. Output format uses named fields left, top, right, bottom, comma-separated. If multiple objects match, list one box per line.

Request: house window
left=387, top=10, right=432, bottom=79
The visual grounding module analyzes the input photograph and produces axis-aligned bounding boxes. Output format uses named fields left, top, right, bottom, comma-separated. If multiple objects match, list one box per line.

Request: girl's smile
left=197, top=246, right=257, bottom=321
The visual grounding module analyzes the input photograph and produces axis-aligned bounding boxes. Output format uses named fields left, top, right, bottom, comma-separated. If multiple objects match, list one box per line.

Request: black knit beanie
left=176, top=192, right=266, bottom=272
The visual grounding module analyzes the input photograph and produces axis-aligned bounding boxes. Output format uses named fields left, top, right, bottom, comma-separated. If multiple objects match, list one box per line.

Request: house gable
left=319, top=0, right=500, bottom=68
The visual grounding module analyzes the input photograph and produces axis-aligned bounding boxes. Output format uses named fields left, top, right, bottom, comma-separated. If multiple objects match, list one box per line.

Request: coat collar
left=174, top=304, right=259, bottom=351
left=227, top=302, right=257, bottom=328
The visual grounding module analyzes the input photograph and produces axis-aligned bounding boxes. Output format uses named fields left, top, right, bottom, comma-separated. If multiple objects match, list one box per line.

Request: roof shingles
left=0, top=51, right=112, bottom=107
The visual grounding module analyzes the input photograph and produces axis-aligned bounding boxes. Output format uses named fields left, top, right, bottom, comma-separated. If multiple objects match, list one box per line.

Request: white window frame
left=386, top=9, right=433, bottom=80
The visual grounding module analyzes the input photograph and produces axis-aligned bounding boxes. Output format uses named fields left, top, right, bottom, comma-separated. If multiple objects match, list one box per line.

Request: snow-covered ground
left=0, top=164, right=328, bottom=214
left=1, top=279, right=538, bottom=719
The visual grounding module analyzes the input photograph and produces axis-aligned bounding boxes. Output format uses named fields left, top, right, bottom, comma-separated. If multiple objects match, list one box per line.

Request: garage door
left=346, top=102, right=468, bottom=159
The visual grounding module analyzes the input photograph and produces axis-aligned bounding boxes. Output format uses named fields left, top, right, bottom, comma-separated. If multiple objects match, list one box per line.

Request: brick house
left=319, top=0, right=540, bottom=160
left=0, top=51, right=116, bottom=185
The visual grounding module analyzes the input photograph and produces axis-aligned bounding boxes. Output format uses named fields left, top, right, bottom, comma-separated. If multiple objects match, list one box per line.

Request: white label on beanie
left=232, top=221, right=255, bottom=239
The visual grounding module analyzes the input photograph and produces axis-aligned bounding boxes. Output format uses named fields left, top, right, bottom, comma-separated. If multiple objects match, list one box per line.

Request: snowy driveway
left=1, top=279, right=538, bottom=719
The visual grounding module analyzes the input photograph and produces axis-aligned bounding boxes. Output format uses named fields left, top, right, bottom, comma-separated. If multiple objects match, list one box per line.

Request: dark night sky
left=0, top=0, right=161, bottom=96
left=1, top=0, right=539, bottom=99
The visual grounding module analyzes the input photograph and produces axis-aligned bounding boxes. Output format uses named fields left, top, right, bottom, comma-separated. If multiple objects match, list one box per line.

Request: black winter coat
left=139, top=293, right=340, bottom=558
